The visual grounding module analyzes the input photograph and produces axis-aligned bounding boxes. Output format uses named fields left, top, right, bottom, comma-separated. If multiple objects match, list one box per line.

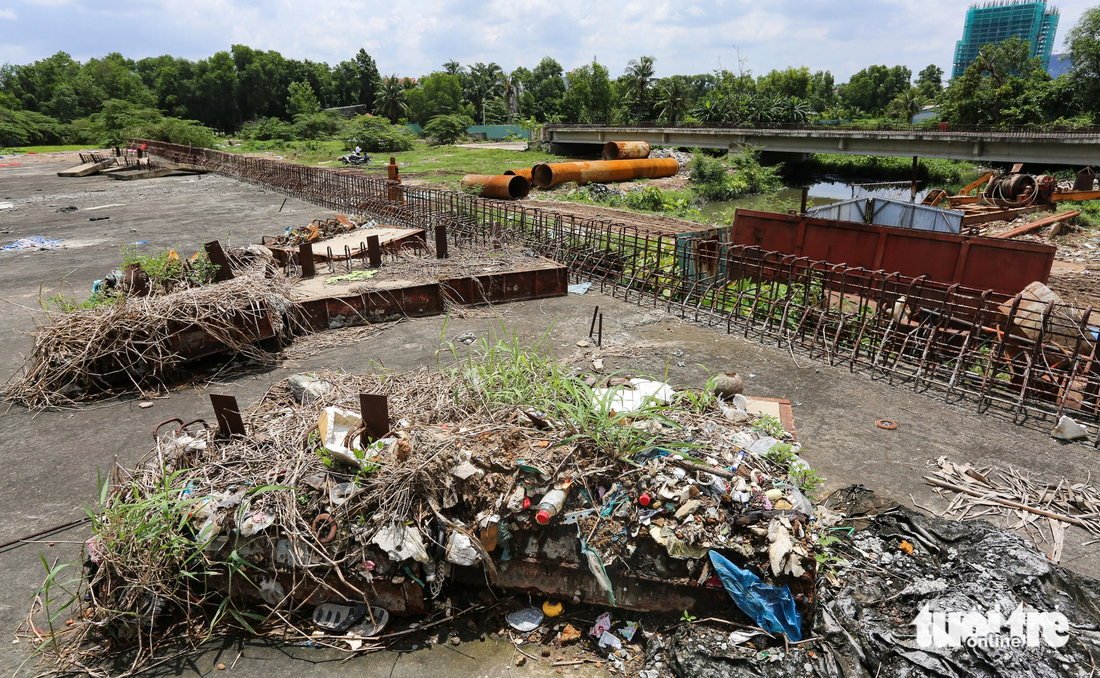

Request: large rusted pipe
left=602, top=141, right=651, bottom=160
left=504, top=168, right=533, bottom=182
left=460, top=174, right=530, bottom=200
left=531, top=158, right=680, bottom=189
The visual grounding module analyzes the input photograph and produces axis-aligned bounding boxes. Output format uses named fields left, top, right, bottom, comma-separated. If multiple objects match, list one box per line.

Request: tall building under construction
left=953, top=0, right=1060, bottom=78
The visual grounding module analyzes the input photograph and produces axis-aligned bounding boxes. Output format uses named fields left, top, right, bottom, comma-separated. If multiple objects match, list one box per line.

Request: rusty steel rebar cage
left=133, top=140, right=1100, bottom=437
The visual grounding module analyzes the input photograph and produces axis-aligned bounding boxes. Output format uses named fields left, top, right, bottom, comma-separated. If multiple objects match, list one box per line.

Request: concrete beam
left=547, top=126, right=1100, bottom=165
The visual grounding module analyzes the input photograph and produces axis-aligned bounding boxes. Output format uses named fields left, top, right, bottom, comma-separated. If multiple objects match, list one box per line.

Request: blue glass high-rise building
left=953, top=0, right=1060, bottom=79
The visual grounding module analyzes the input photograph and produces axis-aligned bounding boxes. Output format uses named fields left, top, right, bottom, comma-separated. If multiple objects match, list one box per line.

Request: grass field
left=220, top=139, right=560, bottom=183
left=0, top=144, right=100, bottom=155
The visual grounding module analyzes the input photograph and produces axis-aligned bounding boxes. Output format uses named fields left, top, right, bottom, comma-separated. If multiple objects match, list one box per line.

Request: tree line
left=2, top=6, right=1100, bottom=147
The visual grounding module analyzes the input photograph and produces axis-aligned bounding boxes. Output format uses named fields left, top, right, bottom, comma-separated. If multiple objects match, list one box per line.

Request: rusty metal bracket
left=435, top=225, right=448, bottom=259
left=367, top=235, right=382, bottom=268
left=359, top=393, right=390, bottom=447
left=299, top=242, right=315, bottom=278
left=210, top=394, right=246, bottom=439
left=204, top=240, right=235, bottom=282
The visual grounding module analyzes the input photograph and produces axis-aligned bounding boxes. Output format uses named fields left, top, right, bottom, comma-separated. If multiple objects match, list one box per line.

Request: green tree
left=562, top=59, right=612, bottom=123
left=888, top=88, right=927, bottom=123
left=422, top=113, right=474, bottom=144
left=656, top=77, right=689, bottom=125
left=808, top=70, right=835, bottom=114
left=916, top=64, right=944, bottom=98
left=374, top=75, right=408, bottom=123
left=756, top=67, right=811, bottom=99
left=939, top=37, right=1051, bottom=125
left=355, top=49, right=380, bottom=109
left=464, top=62, right=503, bottom=124
left=443, top=60, right=464, bottom=76
left=1067, top=7, right=1100, bottom=116
left=838, top=65, right=912, bottom=116
left=286, top=80, right=320, bottom=116
left=527, top=57, right=566, bottom=122
left=405, top=71, right=463, bottom=126
left=624, top=55, right=657, bottom=121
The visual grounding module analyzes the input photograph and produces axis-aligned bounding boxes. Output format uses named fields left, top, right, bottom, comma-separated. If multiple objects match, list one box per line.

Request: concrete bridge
left=542, top=124, right=1100, bottom=165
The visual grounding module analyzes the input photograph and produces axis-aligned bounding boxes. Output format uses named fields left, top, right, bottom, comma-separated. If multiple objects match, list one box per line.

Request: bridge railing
left=544, top=121, right=1100, bottom=137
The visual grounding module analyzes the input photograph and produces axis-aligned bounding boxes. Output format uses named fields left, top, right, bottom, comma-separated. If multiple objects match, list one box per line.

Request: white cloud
left=0, top=0, right=1093, bottom=79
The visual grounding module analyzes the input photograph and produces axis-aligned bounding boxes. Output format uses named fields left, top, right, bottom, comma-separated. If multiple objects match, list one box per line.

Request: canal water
left=699, top=180, right=936, bottom=222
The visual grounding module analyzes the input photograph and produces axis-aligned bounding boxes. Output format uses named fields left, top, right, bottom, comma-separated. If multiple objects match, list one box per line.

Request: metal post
left=435, top=225, right=448, bottom=259
left=598, top=313, right=603, bottom=347
left=911, top=155, right=919, bottom=203
left=800, top=186, right=810, bottom=214
left=589, top=306, right=600, bottom=338
left=367, top=235, right=382, bottom=268
left=210, top=394, right=246, bottom=439
left=204, top=240, right=235, bottom=282
left=298, top=242, right=315, bottom=278
left=359, top=394, right=390, bottom=447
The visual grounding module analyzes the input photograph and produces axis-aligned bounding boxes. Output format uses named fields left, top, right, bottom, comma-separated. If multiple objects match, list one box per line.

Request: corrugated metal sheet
left=805, top=198, right=870, bottom=224
left=807, top=198, right=962, bottom=234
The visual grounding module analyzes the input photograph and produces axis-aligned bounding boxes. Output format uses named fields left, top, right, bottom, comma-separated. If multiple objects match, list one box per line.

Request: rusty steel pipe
left=531, top=158, right=679, bottom=189
left=460, top=174, right=530, bottom=200
left=602, top=140, right=651, bottom=160
left=503, top=168, right=533, bottom=182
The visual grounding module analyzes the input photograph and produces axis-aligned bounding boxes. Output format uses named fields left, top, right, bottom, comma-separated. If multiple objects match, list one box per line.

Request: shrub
left=74, top=100, right=215, bottom=147
left=343, top=115, right=414, bottom=152
left=624, top=185, right=666, bottom=211
left=0, top=107, right=69, bottom=146
left=291, top=111, right=342, bottom=140
left=246, top=117, right=295, bottom=142
left=422, top=114, right=474, bottom=145
left=689, top=147, right=782, bottom=201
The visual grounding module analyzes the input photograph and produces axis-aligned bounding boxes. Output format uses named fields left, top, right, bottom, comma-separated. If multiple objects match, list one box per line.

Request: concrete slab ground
left=2, top=162, right=1098, bottom=676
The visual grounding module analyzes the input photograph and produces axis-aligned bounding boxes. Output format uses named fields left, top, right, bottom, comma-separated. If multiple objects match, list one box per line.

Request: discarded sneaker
left=312, top=602, right=370, bottom=634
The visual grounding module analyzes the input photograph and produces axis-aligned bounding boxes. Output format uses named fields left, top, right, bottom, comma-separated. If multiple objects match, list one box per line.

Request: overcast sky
left=0, top=0, right=1094, bottom=81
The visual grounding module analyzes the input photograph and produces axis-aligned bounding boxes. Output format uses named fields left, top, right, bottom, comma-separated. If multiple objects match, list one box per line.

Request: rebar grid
left=133, top=139, right=1100, bottom=433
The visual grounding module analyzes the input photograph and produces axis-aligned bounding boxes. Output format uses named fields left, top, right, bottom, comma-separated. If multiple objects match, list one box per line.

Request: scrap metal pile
left=29, top=350, right=830, bottom=676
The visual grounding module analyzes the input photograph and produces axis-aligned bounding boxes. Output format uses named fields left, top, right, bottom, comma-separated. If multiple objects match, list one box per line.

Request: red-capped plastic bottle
left=535, top=482, right=572, bottom=524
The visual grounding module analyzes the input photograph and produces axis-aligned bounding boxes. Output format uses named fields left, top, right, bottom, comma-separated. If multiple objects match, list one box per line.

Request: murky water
left=699, top=180, right=936, bottom=222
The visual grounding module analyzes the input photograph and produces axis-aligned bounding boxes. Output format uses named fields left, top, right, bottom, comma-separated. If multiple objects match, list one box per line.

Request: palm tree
left=889, top=90, right=927, bottom=124
left=443, top=60, right=464, bottom=76
left=465, top=62, right=503, bottom=125
left=624, top=56, right=656, bottom=121
left=656, top=79, right=688, bottom=125
left=500, top=70, right=521, bottom=123
left=780, top=96, right=813, bottom=124
left=374, top=75, right=408, bottom=123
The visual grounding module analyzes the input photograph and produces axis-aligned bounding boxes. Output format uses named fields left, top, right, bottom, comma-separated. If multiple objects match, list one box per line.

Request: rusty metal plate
left=441, top=262, right=568, bottom=305
left=733, top=209, right=1055, bottom=296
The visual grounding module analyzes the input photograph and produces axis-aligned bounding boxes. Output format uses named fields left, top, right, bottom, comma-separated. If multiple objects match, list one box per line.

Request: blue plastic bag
left=708, top=550, right=802, bottom=640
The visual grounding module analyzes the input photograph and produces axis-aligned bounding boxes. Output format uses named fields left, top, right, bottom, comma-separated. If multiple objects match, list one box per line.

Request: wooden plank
left=57, top=158, right=116, bottom=177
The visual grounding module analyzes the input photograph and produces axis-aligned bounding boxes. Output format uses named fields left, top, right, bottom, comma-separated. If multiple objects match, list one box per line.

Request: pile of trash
left=648, top=148, right=692, bottom=172
left=644, top=486, right=1100, bottom=678
left=25, top=346, right=834, bottom=676
left=1, top=235, right=65, bottom=252
left=268, top=215, right=366, bottom=247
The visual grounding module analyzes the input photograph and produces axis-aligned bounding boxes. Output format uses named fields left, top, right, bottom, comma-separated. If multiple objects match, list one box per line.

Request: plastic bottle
left=535, top=482, right=572, bottom=524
